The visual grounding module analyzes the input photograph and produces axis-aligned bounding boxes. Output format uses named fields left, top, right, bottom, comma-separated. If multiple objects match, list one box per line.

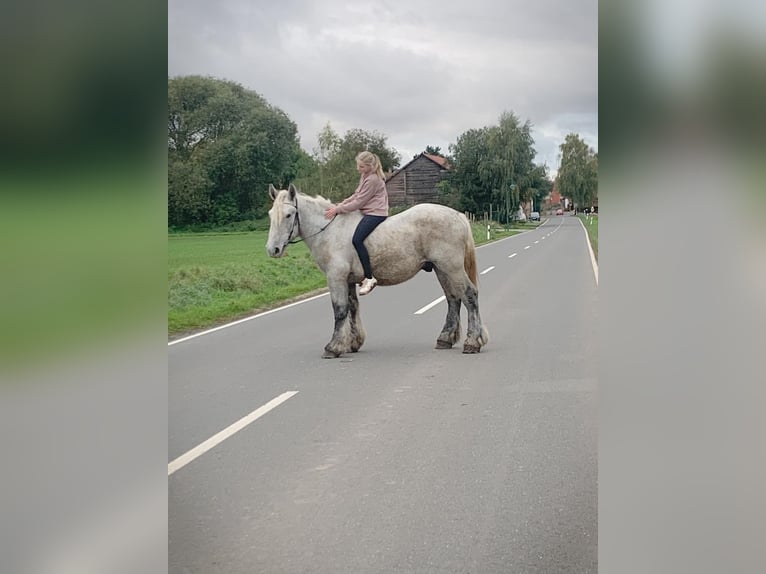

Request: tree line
left=168, top=76, right=596, bottom=229
left=557, top=134, right=598, bottom=212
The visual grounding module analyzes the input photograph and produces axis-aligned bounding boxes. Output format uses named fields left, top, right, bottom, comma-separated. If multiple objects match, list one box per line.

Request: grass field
left=168, top=219, right=539, bottom=337
left=168, top=231, right=327, bottom=335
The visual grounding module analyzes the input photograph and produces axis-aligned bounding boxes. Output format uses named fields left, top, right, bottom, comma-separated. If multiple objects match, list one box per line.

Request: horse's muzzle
left=267, top=244, right=285, bottom=257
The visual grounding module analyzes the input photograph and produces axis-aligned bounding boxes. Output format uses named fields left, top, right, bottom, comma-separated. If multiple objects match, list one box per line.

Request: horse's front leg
left=347, top=282, right=366, bottom=352
left=323, top=278, right=354, bottom=358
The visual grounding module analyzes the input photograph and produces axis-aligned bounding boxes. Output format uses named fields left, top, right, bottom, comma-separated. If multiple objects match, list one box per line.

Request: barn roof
left=423, top=153, right=449, bottom=168
left=386, top=152, right=450, bottom=181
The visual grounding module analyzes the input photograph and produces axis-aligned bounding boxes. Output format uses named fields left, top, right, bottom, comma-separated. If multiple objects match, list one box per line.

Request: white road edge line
left=168, top=391, right=299, bottom=476
left=480, top=266, right=495, bottom=275
left=414, top=296, right=446, bottom=315
left=577, top=217, right=599, bottom=285
left=508, top=253, right=517, bottom=258
left=169, top=293, right=329, bottom=346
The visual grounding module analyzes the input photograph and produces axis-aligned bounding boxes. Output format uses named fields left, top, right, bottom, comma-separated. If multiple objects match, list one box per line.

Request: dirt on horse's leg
left=323, top=280, right=354, bottom=358
left=461, top=281, right=485, bottom=354
left=435, top=297, right=461, bottom=349
left=434, top=269, right=462, bottom=349
left=347, top=282, right=366, bottom=352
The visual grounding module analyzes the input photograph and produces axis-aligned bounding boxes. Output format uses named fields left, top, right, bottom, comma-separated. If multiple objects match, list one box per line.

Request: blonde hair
left=356, top=151, right=385, bottom=179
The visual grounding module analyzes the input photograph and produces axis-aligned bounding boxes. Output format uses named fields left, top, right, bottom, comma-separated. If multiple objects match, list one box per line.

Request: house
left=546, top=181, right=563, bottom=209
left=542, top=180, right=565, bottom=213
left=385, top=152, right=450, bottom=207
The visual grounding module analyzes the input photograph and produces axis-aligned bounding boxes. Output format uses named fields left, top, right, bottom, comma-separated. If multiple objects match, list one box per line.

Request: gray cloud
left=169, top=0, right=597, bottom=174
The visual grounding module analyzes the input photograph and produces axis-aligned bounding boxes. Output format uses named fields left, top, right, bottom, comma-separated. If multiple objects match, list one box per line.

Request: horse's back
left=385, top=203, right=469, bottom=236
left=393, top=203, right=464, bottom=222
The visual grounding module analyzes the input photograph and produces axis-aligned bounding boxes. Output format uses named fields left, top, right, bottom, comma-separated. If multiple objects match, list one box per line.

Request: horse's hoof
left=435, top=340, right=453, bottom=349
left=322, top=349, right=341, bottom=359
left=462, top=344, right=481, bottom=354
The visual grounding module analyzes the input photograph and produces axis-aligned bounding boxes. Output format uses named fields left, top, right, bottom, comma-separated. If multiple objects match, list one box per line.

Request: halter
left=284, top=195, right=336, bottom=245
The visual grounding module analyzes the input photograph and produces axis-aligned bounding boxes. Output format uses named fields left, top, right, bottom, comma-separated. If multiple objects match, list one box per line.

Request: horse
left=266, top=183, right=489, bottom=358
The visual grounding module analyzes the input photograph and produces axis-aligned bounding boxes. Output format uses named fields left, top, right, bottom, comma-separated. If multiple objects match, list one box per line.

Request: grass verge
left=577, top=214, right=599, bottom=260
left=168, top=220, right=539, bottom=338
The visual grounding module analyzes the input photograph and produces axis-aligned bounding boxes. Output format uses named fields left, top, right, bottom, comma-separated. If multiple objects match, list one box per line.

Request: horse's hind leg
left=347, top=282, right=366, bottom=352
left=435, top=297, right=462, bottom=349
left=461, top=279, right=489, bottom=354
left=434, top=268, right=462, bottom=349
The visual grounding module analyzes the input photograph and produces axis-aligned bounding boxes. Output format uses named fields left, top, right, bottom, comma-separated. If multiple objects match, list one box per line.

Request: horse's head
left=266, top=183, right=299, bottom=257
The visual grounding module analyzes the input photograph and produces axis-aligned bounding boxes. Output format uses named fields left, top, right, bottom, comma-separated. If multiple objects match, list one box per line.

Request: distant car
left=529, top=211, right=540, bottom=221
left=556, top=208, right=564, bottom=215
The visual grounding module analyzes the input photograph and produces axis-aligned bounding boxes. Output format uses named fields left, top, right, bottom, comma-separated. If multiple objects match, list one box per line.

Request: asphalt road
left=169, top=214, right=598, bottom=574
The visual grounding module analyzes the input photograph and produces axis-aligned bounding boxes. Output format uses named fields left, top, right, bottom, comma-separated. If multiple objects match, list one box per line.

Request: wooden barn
left=385, top=152, right=450, bottom=207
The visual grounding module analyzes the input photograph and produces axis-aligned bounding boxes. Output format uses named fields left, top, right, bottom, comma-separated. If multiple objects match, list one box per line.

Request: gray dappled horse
left=266, top=184, right=489, bottom=358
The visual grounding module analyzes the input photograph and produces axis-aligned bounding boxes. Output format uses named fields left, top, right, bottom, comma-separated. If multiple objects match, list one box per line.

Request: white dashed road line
left=414, top=296, right=446, bottom=315
left=168, top=391, right=299, bottom=476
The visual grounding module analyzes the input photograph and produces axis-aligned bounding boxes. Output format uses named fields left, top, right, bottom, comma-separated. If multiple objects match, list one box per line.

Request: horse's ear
left=268, top=184, right=278, bottom=200
left=288, top=183, right=298, bottom=200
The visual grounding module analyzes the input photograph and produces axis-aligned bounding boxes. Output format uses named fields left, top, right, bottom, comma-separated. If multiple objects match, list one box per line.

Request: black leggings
left=352, top=215, right=387, bottom=279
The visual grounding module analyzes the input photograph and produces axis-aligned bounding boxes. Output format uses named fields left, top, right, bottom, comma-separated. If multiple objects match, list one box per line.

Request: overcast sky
left=168, top=0, right=597, bottom=177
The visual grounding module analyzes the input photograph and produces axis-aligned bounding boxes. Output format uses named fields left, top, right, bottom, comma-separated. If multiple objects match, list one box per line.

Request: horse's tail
left=463, top=219, right=479, bottom=287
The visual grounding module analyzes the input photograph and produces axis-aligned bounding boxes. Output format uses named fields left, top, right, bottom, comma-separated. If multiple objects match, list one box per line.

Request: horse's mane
left=272, top=188, right=332, bottom=223
left=301, top=192, right=332, bottom=208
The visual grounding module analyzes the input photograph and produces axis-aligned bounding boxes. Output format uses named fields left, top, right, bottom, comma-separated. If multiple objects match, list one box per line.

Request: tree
left=557, top=134, right=598, bottom=212
left=312, top=123, right=401, bottom=202
left=168, top=76, right=301, bottom=226
left=587, top=153, right=598, bottom=208
left=288, top=148, right=321, bottom=195
left=168, top=158, right=213, bottom=225
left=486, top=112, right=537, bottom=222
left=446, top=127, right=493, bottom=213
left=520, top=163, right=553, bottom=212
left=425, top=145, right=443, bottom=155
left=446, top=111, right=540, bottom=222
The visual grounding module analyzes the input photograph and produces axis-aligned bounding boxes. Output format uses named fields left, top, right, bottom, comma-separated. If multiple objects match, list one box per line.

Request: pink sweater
left=336, top=173, right=389, bottom=216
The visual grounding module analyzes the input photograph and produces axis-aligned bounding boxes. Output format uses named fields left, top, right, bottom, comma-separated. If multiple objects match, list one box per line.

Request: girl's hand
left=324, top=206, right=338, bottom=219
